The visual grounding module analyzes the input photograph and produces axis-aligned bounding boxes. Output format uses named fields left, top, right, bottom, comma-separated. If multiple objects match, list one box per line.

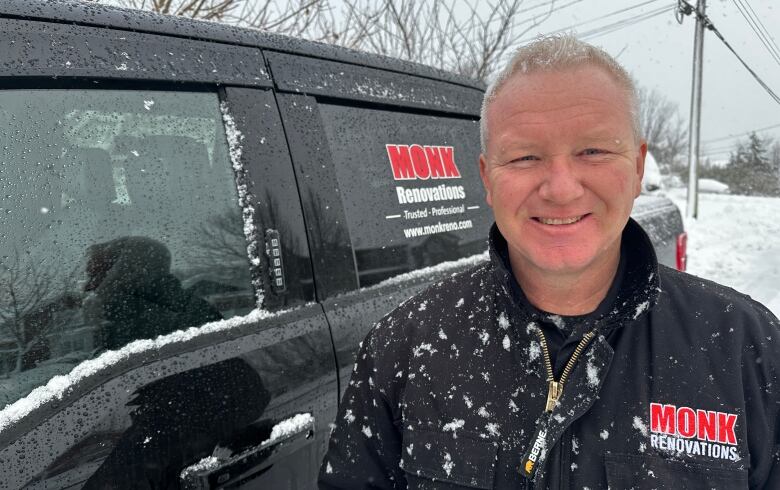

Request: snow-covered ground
left=667, top=188, right=780, bottom=317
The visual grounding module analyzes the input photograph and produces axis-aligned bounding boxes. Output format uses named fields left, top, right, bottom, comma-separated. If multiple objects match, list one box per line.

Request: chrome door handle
left=180, top=413, right=315, bottom=489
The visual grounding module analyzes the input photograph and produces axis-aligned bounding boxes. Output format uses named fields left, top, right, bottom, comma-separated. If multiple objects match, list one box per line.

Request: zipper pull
left=545, top=380, right=561, bottom=412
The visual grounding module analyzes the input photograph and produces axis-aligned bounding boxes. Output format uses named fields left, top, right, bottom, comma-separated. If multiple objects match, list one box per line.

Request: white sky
left=511, top=0, right=780, bottom=160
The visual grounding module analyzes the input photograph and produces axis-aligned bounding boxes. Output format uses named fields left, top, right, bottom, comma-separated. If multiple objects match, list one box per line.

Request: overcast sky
left=513, top=0, right=780, bottom=161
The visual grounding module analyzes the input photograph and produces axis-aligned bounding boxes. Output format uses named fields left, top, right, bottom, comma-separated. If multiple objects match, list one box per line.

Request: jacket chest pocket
left=401, top=428, right=499, bottom=489
left=605, top=453, right=748, bottom=490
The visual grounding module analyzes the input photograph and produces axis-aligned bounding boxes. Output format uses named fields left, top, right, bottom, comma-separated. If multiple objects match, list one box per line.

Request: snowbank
left=641, top=151, right=663, bottom=192
left=668, top=188, right=780, bottom=316
left=698, top=178, right=729, bottom=194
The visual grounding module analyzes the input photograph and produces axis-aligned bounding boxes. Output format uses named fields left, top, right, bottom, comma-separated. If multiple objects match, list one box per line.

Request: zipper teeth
left=535, top=327, right=555, bottom=381
left=534, top=328, right=597, bottom=388
left=559, top=330, right=597, bottom=386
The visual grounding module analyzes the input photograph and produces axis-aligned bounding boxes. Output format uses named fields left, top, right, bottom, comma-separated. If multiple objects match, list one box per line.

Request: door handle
left=180, top=413, right=315, bottom=489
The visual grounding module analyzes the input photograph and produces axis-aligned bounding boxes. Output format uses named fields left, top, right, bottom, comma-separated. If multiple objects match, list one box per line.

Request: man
left=319, top=34, right=780, bottom=489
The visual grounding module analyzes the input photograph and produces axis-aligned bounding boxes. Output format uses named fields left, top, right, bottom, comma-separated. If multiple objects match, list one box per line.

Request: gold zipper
left=535, top=328, right=597, bottom=412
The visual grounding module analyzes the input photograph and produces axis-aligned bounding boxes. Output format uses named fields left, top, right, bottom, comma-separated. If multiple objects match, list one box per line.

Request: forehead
left=485, top=66, right=633, bottom=147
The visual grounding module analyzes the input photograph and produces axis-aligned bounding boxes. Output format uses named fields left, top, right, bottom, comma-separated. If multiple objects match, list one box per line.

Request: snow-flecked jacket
left=319, top=219, right=780, bottom=489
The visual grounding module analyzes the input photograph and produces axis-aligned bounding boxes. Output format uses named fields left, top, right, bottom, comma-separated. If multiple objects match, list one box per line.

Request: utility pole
left=686, top=0, right=706, bottom=219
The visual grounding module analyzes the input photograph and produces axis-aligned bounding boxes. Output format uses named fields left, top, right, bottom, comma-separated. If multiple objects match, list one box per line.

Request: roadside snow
left=668, top=189, right=780, bottom=316
left=698, top=178, right=729, bottom=193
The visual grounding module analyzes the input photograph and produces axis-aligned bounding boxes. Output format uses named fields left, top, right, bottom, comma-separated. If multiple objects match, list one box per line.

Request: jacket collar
left=488, top=218, right=660, bottom=332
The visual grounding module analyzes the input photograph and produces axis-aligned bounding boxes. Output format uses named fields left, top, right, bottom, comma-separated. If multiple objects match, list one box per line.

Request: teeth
left=538, top=215, right=584, bottom=225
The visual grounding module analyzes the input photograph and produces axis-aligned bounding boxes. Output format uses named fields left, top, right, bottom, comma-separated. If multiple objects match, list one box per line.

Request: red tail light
left=676, top=232, right=688, bottom=272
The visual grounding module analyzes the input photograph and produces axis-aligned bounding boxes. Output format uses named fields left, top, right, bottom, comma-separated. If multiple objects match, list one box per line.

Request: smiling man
left=319, top=35, right=780, bottom=489
left=480, top=61, right=644, bottom=318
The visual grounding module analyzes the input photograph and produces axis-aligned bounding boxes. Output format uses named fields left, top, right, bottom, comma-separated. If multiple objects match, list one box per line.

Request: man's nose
left=537, top=156, right=585, bottom=203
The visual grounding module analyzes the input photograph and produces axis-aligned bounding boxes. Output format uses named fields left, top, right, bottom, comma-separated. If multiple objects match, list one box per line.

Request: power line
left=702, top=133, right=780, bottom=155
left=579, top=4, right=677, bottom=41
left=701, top=146, right=739, bottom=156
left=679, top=0, right=780, bottom=105
left=518, top=0, right=588, bottom=18
left=517, top=0, right=559, bottom=15
left=702, top=122, right=780, bottom=144
left=707, top=25, right=780, bottom=105
left=740, top=0, right=780, bottom=62
left=552, top=0, right=664, bottom=34
left=731, top=0, right=780, bottom=68
left=517, top=0, right=555, bottom=14
left=518, top=0, right=667, bottom=43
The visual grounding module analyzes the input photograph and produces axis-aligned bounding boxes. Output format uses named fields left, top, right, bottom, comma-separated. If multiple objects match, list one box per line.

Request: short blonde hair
left=480, top=33, right=640, bottom=153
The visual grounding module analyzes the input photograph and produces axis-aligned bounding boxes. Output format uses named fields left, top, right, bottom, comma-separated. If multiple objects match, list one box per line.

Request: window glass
left=0, top=89, right=255, bottom=407
left=318, top=103, right=492, bottom=287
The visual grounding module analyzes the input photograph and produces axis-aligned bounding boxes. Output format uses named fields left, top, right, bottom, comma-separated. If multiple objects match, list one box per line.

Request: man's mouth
left=533, top=214, right=588, bottom=225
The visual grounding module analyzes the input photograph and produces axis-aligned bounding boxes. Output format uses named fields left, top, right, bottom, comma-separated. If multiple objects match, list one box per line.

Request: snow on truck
left=0, top=1, right=686, bottom=488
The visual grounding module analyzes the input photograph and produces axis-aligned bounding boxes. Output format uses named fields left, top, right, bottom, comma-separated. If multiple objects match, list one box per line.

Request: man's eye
left=514, top=155, right=539, bottom=162
left=582, top=148, right=606, bottom=156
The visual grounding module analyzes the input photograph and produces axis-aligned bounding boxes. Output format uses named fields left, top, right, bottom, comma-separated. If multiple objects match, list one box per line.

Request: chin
left=523, top=246, right=602, bottom=275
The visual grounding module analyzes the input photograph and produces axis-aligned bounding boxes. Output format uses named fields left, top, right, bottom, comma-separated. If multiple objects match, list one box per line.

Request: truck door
left=0, top=18, right=336, bottom=489
left=265, top=52, right=493, bottom=398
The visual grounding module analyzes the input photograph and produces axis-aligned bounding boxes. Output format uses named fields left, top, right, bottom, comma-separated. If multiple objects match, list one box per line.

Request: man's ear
left=634, top=140, right=648, bottom=197
left=479, top=153, right=493, bottom=207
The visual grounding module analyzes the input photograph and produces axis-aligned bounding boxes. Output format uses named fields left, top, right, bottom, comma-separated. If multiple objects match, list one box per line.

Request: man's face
left=479, top=65, right=647, bottom=278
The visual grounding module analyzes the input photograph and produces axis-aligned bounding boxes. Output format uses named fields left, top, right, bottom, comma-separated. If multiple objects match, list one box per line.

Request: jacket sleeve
left=760, top=446, right=780, bottom=489
left=318, top=325, right=406, bottom=489
left=743, top=301, right=780, bottom=489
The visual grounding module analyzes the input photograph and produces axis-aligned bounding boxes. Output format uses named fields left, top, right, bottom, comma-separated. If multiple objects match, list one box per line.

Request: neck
left=509, top=243, right=621, bottom=316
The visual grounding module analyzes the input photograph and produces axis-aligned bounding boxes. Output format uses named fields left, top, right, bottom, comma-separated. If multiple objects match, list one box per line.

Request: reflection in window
left=0, top=89, right=255, bottom=408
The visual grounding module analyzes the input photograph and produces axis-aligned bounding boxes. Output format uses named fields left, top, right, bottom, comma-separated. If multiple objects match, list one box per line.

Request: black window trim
left=265, top=50, right=483, bottom=116
left=0, top=17, right=271, bottom=88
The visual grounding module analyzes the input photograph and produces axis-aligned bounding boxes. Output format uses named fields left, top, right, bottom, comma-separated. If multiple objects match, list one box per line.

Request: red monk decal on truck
left=648, top=402, right=740, bottom=461
left=386, top=144, right=461, bottom=180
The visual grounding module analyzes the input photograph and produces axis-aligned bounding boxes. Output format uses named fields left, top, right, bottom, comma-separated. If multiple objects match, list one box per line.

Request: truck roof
left=1, top=0, right=485, bottom=92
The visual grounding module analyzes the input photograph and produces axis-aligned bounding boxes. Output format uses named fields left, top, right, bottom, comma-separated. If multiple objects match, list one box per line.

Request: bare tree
left=637, top=86, right=688, bottom=175
left=339, top=0, right=556, bottom=81
left=0, top=251, right=79, bottom=374
left=87, top=0, right=555, bottom=83
left=191, top=207, right=249, bottom=267
left=92, top=0, right=241, bottom=21
left=85, top=0, right=335, bottom=36
left=770, top=139, right=780, bottom=177
left=228, top=0, right=337, bottom=39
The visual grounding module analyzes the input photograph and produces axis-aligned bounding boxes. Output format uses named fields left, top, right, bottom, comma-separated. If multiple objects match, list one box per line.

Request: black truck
left=0, top=2, right=686, bottom=488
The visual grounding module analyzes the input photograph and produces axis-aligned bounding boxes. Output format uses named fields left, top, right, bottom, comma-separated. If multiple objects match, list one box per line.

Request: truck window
left=317, top=103, right=492, bottom=287
left=0, top=89, right=255, bottom=408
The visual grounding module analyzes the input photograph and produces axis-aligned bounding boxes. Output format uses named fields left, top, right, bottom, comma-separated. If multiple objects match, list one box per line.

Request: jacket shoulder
left=657, top=264, right=780, bottom=332
left=355, top=262, right=493, bottom=399
left=361, top=262, right=492, bottom=358
left=375, top=262, right=493, bottom=334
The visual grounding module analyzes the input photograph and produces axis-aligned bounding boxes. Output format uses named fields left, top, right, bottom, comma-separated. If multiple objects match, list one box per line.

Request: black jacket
left=319, top=219, right=780, bottom=489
